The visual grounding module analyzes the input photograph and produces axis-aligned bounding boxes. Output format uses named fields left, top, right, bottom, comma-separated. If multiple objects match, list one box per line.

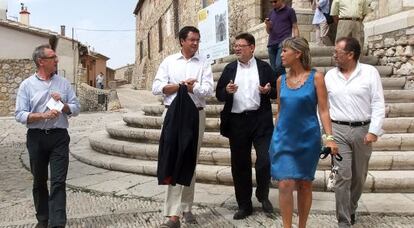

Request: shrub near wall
left=0, top=59, right=36, bottom=116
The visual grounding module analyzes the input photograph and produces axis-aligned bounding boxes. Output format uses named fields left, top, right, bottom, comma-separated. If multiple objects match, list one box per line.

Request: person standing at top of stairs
left=152, top=26, right=214, bottom=228
left=265, top=0, right=299, bottom=76
left=216, top=33, right=277, bottom=220
left=330, top=0, right=370, bottom=49
left=325, top=37, right=385, bottom=228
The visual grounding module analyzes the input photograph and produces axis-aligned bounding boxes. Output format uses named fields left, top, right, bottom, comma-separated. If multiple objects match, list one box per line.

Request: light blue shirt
left=15, top=73, right=80, bottom=129
left=312, top=0, right=330, bottom=25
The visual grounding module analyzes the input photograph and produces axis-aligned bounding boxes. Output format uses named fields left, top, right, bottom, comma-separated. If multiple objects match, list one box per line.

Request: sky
left=5, top=0, right=137, bottom=69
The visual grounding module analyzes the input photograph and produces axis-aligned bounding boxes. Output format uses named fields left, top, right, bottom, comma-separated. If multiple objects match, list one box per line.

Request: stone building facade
left=133, top=0, right=313, bottom=90
left=132, top=0, right=414, bottom=90
left=0, top=59, right=35, bottom=116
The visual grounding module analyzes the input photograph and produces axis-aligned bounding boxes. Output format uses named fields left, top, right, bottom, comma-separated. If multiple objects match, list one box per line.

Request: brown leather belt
left=339, top=17, right=362, bottom=21
left=165, top=105, right=203, bottom=111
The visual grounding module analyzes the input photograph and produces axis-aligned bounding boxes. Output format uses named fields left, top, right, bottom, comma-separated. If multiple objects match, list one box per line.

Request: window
left=139, top=41, right=143, bottom=61
left=147, top=32, right=151, bottom=59
left=173, top=0, right=179, bottom=37
left=158, top=19, right=163, bottom=52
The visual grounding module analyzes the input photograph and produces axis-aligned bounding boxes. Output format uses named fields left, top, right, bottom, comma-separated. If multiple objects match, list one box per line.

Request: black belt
left=28, top=128, right=67, bottom=134
left=164, top=105, right=204, bottom=111
left=332, top=120, right=370, bottom=127
left=232, top=110, right=259, bottom=115
left=339, top=17, right=362, bottom=21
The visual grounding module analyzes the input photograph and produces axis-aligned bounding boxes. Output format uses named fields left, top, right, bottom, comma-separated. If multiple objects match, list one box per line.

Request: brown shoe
left=183, top=211, right=197, bottom=224
left=159, top=219, right=180, bottom=228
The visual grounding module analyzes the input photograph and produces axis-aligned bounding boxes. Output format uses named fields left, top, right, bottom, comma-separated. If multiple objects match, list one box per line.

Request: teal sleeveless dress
left=269, top=69, right=321, bottom=181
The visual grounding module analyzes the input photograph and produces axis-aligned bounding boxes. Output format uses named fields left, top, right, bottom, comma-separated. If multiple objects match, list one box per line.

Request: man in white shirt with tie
left=325, top=37, right=385, bottom=228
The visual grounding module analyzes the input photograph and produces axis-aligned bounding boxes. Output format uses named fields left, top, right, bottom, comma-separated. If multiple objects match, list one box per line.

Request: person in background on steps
left=265, top=0, right=299, bottom=76
left=96, top=72, right=104, bottom=89
left=268, top=37, right=338, bottom=228
left=312, top=0, right=333, bottom=46
left=325, top=37, right=385, bottom=228
left=15, top=44, right=81, bottom=228
left=152, top=26, right=214, bottom=228
left=330, top=0, right=371, bottom=50
left=216, top=33, right=276, bottom=220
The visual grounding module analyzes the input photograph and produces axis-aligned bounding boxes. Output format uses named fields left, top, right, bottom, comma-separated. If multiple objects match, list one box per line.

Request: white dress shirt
left=325, top=62, right=385, bottom=136
left=231, top=57, right=261, bottom=113
left=152, top=52, right=214, bottom=108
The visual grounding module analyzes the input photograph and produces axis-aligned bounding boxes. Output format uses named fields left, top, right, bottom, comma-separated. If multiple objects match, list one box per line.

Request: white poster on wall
left=198, top=0, right=229, bottom=62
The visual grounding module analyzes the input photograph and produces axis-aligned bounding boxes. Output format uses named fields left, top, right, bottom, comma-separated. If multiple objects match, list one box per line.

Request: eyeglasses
left=333, top=50, right=351, bottom=56
left=233, top=44, right=251, bottom=49
left=270, top=1, right=278, bottom=3
left=41, top=55, right=58, bottom=60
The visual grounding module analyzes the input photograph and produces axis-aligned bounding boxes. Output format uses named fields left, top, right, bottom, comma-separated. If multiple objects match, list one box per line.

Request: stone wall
left=78, top=83, right=121, bottom=112
left=367, top=26, right=414, bottom=88
left=0, top=59, right=35, bottom=116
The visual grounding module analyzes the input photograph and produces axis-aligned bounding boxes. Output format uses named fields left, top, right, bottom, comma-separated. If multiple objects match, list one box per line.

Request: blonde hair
left=281, top=37, right=311, bottom=70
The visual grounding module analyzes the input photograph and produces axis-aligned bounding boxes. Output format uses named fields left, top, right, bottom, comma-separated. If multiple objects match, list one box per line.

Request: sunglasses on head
left=320, top=147, right=343, bottom=161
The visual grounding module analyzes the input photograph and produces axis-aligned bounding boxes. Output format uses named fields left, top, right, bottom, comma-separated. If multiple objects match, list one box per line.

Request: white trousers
left=162, top=109, right=206, bottom=217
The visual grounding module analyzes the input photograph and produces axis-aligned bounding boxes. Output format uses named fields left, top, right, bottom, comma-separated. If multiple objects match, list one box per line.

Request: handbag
left=327, top=157, right=339, bottom=191
left=320, top=147, right=342, bottom=191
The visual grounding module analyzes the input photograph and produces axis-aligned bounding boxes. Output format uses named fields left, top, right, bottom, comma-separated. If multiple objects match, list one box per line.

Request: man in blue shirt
left=15, top=44, right=80, bottom=228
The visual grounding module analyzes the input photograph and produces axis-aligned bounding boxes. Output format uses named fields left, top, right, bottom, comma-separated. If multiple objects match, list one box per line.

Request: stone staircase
left=71, top=46, right=414, bottom=193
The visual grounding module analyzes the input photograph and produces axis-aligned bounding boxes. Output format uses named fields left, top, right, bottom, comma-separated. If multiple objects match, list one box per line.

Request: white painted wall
left=0, top=26, right=50, bottom=59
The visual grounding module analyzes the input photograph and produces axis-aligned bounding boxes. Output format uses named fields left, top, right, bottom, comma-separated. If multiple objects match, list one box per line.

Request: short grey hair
left=32, top=44, right=52, bottom=68
left=281, top=37, right=311, bottom=70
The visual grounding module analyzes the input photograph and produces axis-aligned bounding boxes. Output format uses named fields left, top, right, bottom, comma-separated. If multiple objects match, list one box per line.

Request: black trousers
left=228, top=112, right=273, bottom=210
left=27, top=128, right=70, bottom=227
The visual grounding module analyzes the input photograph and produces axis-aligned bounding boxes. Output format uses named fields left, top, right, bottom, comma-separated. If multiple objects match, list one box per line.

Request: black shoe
left=233, top=209, right=253, bottom=220
left=351, top=214, right=356, bottom=225
left=35, top=221, right=48, bottom=228
left=260, top=199, right=274, bottom=213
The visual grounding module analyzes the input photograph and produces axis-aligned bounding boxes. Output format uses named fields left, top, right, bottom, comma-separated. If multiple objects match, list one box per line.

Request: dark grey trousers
left=332, top=123, right=372, bottom=228
left=27, top=128, right=70, bottom=227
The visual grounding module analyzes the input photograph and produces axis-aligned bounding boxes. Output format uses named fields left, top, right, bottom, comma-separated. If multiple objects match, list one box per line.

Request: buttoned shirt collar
left=237, top=56, right=255, bottom=68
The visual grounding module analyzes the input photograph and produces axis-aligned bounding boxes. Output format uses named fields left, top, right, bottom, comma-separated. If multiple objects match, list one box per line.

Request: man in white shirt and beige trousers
left=152, top=26, right=214, bottom=228
left=325, top=37, right=385, bottom=228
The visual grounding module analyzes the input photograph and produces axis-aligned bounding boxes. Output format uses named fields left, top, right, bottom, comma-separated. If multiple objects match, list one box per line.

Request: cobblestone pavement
left=1, top=90, right=414, bottom=227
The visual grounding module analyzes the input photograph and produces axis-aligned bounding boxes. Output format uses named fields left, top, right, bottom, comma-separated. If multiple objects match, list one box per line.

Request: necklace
left=288, top=73, right=306, bottom=84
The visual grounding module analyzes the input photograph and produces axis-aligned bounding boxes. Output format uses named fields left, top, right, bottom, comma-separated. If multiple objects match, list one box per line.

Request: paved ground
left=1, top=85, right=414, bottom=227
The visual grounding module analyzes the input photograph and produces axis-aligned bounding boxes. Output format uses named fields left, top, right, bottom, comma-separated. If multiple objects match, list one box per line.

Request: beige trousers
left=335, top=20, right=364, bottom=47
left=315, top=21, right=332, bottom=46
left=162, top=109, right=206, bottom=217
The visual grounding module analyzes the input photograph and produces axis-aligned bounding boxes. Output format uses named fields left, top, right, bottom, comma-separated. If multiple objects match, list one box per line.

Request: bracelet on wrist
left=322, top=134, right=335, bottom=141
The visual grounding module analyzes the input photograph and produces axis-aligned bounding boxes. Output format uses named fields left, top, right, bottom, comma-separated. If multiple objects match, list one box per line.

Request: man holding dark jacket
left=216, top=33, right=277, bottom=220
left=152, top=26, right=214, bottom=228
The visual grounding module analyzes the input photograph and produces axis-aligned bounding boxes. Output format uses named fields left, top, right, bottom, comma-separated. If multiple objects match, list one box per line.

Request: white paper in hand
left=46, top=97, right=64, bottom=112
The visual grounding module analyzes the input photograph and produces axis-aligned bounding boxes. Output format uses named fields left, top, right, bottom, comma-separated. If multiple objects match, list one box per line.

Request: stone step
left=142, top=103, right=414, bottom=118
left=212, top=73, right=407, bottom=89
left=220, top=48, right=378, bottom=65
left=71, top=146, right=414, bottom=193
left=106, top=122, right=414, bottom=151
left=141, top=104, right=278, bottom=117
left=200, top=90, right=414, bottom=104
left=124, top=113, right=414, bottom=134
left=212, top=63, right=392, bottom=76
left=89, top=131, right=414, bottom=170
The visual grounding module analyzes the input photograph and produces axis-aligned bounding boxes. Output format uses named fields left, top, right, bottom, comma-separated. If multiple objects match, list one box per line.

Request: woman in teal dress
left=269, top=37, right=338, bottom=228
